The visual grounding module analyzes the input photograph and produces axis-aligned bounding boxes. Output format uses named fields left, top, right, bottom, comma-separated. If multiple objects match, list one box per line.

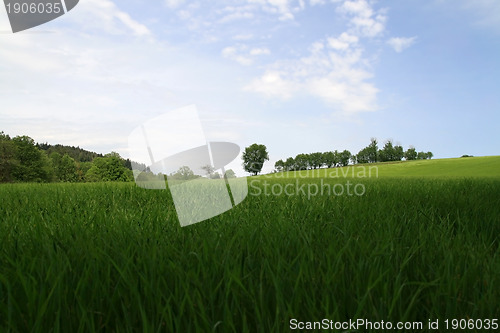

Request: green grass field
left=1, top=156, right=499, bottom=332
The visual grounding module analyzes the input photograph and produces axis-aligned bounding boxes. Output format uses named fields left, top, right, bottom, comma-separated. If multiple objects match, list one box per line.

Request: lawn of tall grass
left=0, top=159, right=499, bottom=332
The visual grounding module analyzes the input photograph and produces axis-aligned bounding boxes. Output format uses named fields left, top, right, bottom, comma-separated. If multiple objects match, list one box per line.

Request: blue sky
left=1, top=0, right=499, bottom=175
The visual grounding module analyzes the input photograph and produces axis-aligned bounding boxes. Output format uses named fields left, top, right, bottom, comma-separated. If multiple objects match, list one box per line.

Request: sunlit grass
left=0, top=158, right=499, bottom=332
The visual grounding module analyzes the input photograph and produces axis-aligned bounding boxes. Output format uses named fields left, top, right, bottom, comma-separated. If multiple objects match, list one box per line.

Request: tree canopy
left=273, top=138, right=433, bottom=173
left=242, top=143, right=269, bottom=176
left=0, top=132, right=134, bottom=183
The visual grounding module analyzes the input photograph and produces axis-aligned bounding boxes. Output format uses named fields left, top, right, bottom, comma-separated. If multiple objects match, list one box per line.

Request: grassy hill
left=268, top=155, right=500, bottom=179
left=0, top=155, right=499, bottom=331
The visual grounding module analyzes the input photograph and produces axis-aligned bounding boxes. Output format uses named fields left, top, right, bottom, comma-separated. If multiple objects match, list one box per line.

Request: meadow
left=0, top=157, right=499, bottom=332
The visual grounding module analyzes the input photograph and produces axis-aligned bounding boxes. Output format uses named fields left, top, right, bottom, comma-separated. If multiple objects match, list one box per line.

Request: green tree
left=104, top=152, right=133, bottom=181
left=40, top=151, right=55, bottom=182
left=51, top=152, right=78, bottom=182
left=339, top=150, right=352, bottom=167
left=285, top=157, right=295, bottom=171
left=356, top=147, right=371, bottom=164
left=368, top=138, right=378, bottom=163
left=59, top=154, right=78, bottom=182
left=378, top=140, right=394, bottom=162
left=294, top=153, right=309, bottom=171
left=309, top=152, right=324, bottom=169
left=40, top=143, right=103, bottom=163
left=242, top=144, right=269, bottom=176
left=274, top=159, right=285, bottom=172
left=84, top=152, right=132, bottom=182
left=333, top=150, right=342, bottom=167
left=170, top=166, right=199, bottom=181
left=50, top=152, right=62, bottom=170
left=224, top=169, right=236, bottom=178
left=12, top=136, right=52, bottom=182
left=77, top=161, right=93, bottom=181
left=0, top=132, right=19, bottom=182
left=201, top=164, right=216, bottom=178
left=322, top=151, right=336, bottom=168
left=394, top=145, right=404, bottom=161
left=379, top=140, right=404, bottom=162
left=427, top=152, right=434, bottom=160
left=417, top=151, right=428, bottom=160
left=356, top=138, right=378, bottom=164
left=85, top=165, right=101, bottom=182
left=405, top=147, right=417, bottom=160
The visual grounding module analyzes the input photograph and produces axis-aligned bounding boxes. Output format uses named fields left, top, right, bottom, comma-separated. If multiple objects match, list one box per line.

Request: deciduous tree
left=405, top=147, right=417, bottom=160
left=274, top=159, right=285, bottom=172
left=242, top=144, right=269, bottom=175
left=0, top=132, right=18, bottom=182
left=339, top=150, right=352, bottom=167
left=12, top=135, right=51, bottom=182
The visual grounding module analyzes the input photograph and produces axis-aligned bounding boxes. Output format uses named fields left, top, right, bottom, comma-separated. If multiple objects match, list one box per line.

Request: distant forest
left=0, top=131, right=137, bottom=183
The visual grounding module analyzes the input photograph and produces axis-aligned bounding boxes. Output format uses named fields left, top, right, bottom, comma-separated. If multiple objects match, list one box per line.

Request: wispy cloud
left=337, top=0, right=386, bottom=37
left=245, top=70, right=300, bottom=98
left=247, top=0, right=304, bottom=21
left=387, top=36, right=417, bottom=52
left=165, top=0, right=186, bottom=9
left=246, top=0, right=384, bottom=113
left=0, top=0, right=428, bottom=162
left=327, top=32, right=359, bottom=51
left=249, top=47, right=271, bottom=56
left=233, top=33, right=254, bottom=40
left=72, top=0, right=151, bottom=36
left=222, top=44, right=271, bottom=65
left=218, top=5, right=255, bottom=23
left=310, top=0, right=326, bottom=5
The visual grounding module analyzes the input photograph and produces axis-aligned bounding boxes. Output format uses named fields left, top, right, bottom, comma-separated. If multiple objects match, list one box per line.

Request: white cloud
left=245, top=71, right=299, bottom=98
left=387, top=36, right=417, bottom=52
left=250, top=47, right=271, bottom=55
left=222, top=46, right=253, bottom=65
left=246, top=36, right=378, bottom=112
left=245, top=0, right=382, bottom=113
left=70, top=0, right=151, bottom=36
left=219, top=11, right=254, bottom=23
left=0, top=1, right=248, bottom=155
left=247, top=0, right=304, bottom=21
left=221, top=44, right=271, bottom=65
left=233, top=33, right=254, bottom=40
left=176, top=10, right=191, bottom=20
left=0, top=0, right=415, bottom=160
left=165, top=0, right=185, bottom=9
left=217, top=5, right=256, bottom=23
left=327, top=32, right=358, bottom=50
left=114, top=12, right=151, bottom=36
left=337, top=0, right=386, bottom=37
left=307, top=74, right=378, bottom=112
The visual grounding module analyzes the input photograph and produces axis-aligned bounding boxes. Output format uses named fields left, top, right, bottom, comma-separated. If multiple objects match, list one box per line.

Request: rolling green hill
left=1, top=155, right=499, bottom=331
left=270, top=155, right=500, bottom=179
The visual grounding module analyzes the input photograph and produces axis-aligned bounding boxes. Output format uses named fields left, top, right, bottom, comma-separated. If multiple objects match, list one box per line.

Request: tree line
left=271, top=138, right=433, bottom=173
left=0, top=132, right=133, bottom=183
left=353, top=138, right=433, bottom=164
left=1, top=131, right=435, bottom=182
left=165, top=165, right=236, bottom=181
